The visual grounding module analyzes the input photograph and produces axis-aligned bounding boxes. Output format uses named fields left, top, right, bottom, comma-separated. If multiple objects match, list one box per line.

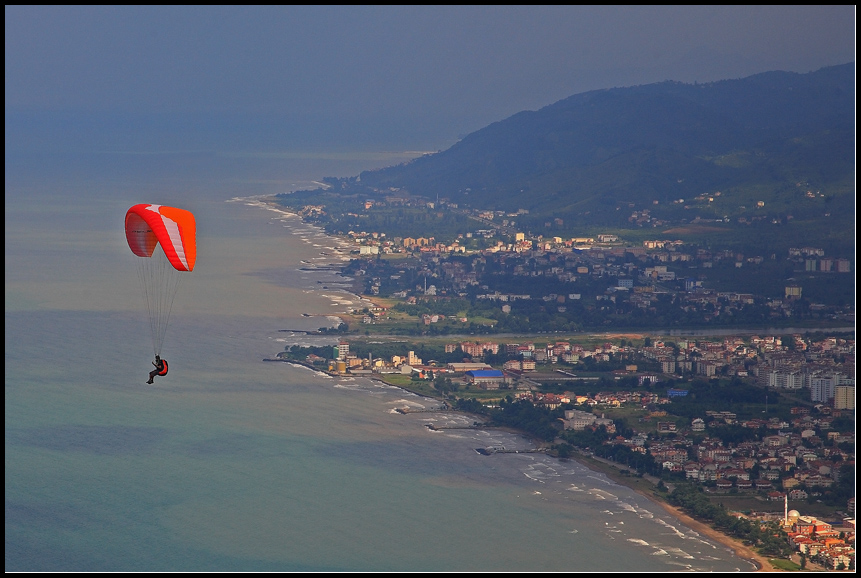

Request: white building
left=810, top=373, right=854, bottom=403
left=337, top=341, right=350, bottom=360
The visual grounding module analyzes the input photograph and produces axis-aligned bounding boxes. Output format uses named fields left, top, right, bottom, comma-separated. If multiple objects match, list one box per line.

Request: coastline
left=237, top=195, right=369, bottom=326
left=571, top=453, right=773, bottom=572
left=272, top=352, right=775, bottom=571
left=269, top=365, right=777, bottom=571
left=247, top=196, right=782, bottom=572
left=649, top=498, right=770, bottom=572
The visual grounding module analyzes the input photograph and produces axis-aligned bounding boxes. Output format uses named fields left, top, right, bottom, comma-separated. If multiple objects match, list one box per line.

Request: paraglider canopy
left=125, top=204, right=196, bottom=272
left=125, top=204, right=196, bottom=357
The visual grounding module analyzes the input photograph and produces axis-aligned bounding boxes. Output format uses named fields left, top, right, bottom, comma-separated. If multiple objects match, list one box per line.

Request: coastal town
left=279, top=320, right=855, bottom=570
left=286, top=195, right=854, bottom=335
left=8, top=7, right=855, bottom=574
left=272, top=193, right=854, bottom=570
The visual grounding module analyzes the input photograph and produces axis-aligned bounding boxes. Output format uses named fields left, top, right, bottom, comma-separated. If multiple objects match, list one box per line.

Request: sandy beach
left=648, top=494, right=771, bottom=571
left=571, top=453, right=776, bottom=572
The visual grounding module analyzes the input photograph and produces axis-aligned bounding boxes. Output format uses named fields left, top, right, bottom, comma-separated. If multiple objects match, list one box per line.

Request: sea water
left=5, top=150, right=754, bottom=571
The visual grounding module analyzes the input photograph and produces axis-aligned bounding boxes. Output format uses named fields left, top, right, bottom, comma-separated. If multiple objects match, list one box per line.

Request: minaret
left=784, top=494, right=788, bottom=526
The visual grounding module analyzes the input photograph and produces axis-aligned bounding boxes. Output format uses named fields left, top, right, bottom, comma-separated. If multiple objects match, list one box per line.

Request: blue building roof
left=466, top=370, right=505, bottom=378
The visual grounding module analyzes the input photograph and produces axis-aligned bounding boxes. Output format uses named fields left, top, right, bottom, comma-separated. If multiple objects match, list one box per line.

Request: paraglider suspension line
left=136, top=251, right=183, bottom=358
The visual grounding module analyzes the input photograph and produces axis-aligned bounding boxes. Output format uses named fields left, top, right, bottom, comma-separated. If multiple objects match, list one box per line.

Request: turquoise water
left=5, top=154, right=754, bottom=571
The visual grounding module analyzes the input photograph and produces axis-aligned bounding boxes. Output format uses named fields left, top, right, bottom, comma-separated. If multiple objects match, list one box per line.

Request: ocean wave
left=665, top=547, right=695, bottom=559
left=227, top=196, right=299, bottom=219
left=654, top=517, right=688, bottom=539
left=390, top=399, right=426, bottom=409
left=589, top=488, right=618, bottom=500
left=663, top=561, right=696, bottom=571
left=585, top=474, right=617, bottom=487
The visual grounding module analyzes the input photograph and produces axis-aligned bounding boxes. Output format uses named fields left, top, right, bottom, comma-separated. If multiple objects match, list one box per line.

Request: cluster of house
left=513, top=390, right=670, bottom=412
left=507, top=388, right=853, bottom=489
left=447, top=339, right=626, bottom=365
left=323, top=343, right=526, bottom=389
left=503, top=382, right=854, bottom=508
left=783, top=511, right=855, bottom=570
left=789, top=246, right=853, bottom=273
left=342, top=215, right=853, bottom=326
left=326, top=334, right=854, bottom=411
left=584, top=409, right=856, bottom=569
left=724, top=500, right=856, bottom=570
left=750, top=337, right=855, bottom=408
left=639, top=336, right=854, bottom=406
left=343, top=211, right=851, bottom=278
left=597, top=412, right=854, bottom=495
left=436, top=335, right=854, bottom=407
left=344, top=229, right=472, bottom=256
left=326, top=342, right=427, bottom=375
left=359, top=305, right=389, bottom=324
left=325, top=343, right=511, bottom=386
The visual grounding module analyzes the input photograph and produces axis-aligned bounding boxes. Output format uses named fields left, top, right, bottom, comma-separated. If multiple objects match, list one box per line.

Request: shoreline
left=649, top=498, right=769, bottom=572
left=271, top=354, right=776, bottom=571
left=248, top=196, right=788, bottom=572
left=571, top=453, right=773, bottom=572
left=238, top=195, right=369, bottom=324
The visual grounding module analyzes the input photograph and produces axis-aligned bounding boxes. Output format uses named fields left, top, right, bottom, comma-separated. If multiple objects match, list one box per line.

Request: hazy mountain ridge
left=344, top=63, right=854, bottom=228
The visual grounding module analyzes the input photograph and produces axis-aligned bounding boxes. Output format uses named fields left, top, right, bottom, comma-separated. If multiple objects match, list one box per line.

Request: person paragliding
left=125, top=204, right=196, bottom=383
left=147, top=355, right=169, bottom=384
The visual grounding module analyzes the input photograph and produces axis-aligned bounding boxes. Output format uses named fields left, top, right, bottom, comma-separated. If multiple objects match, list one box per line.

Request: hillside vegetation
left=320, top=64, right=853, bottom=255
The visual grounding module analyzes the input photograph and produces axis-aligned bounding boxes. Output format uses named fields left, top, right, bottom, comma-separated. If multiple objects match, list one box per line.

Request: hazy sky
left=5, top=5, right=856, bottom=150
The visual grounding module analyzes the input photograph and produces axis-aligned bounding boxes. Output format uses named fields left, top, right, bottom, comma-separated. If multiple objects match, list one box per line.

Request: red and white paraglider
left=125, top=204, right=196, bottom=382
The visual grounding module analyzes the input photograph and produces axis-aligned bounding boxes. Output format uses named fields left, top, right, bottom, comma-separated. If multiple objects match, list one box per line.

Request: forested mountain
left=338, top=63, right=854, bottom=233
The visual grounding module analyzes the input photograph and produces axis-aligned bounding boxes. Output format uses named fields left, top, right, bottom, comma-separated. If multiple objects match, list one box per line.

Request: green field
left=767, top=558, right=801, bottom=571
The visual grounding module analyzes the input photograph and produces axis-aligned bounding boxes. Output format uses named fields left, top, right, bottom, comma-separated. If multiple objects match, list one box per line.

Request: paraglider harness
left=147, top=356, right=168, bottom=383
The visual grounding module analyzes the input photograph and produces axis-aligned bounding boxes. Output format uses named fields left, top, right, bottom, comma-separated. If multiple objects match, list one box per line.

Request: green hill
left=331, top=64, right=854, bottom=250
